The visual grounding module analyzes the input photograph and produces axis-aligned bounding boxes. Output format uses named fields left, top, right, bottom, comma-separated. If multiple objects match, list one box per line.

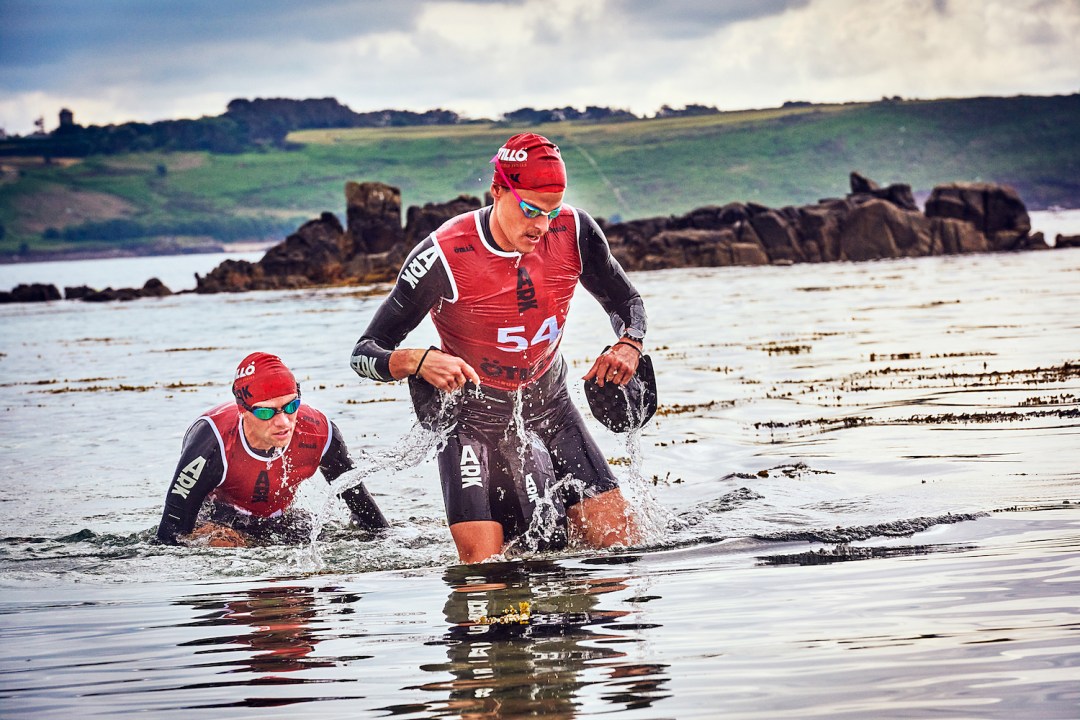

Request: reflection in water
left=173, top=583, right=370, bottom=709
left=401, top=560, right=670, bottom=718
left=179, top=585, right=330, bottom=675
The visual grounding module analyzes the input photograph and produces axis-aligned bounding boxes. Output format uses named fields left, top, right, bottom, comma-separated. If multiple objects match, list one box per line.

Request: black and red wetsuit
left=156, top=401, right=387, bottom=545
left=350, top=205, right=646, bottom=548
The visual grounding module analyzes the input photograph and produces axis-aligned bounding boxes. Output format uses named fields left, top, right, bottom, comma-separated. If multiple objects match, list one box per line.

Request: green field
left=2, top=94, right=1078, bottom=256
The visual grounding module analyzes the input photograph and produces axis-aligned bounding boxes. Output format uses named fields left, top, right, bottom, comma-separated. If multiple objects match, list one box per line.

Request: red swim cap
left=232, top=352, right=298, bottom=405
left=490, top=133, right=567, bottom=192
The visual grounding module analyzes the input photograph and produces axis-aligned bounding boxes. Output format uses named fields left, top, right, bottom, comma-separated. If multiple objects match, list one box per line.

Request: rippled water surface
left=1, top=246, right=1078, bottom=718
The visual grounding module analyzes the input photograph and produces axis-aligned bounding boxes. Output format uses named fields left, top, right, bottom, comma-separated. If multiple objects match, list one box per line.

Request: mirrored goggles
left=240, top=394, right=301, bottom=421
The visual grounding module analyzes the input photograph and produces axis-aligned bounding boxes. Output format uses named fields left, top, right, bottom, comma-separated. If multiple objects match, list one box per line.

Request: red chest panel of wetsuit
left=431, top=208, right=582, bottom=391
left=202, top=402, right=330, bottom=517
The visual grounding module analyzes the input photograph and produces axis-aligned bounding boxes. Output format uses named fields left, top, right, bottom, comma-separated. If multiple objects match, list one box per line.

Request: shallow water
left=1, top=245, right=1079, bottom=718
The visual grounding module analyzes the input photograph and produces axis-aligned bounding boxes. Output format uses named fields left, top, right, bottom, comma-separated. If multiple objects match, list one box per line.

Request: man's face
left=241, top=392, right=299, bottom=450
left=490, top=184, right=565, bottom=254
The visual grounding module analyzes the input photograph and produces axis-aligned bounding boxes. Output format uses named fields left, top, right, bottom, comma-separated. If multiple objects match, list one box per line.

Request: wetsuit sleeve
left=321, top=421, right=390, bottom=531
left=350, top=235, right=452, bottom=382
left=155, top=419, right=225, bottom=545
left=577, top=210, right=648, bottom=341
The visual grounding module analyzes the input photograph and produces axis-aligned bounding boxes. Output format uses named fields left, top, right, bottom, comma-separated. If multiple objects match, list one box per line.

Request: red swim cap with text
left=232, top=352, right=298, bottom=405
left=491, top=133, right=566, bottom=192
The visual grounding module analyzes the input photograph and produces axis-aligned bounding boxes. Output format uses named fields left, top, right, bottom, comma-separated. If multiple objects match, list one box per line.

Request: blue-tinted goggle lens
left=518, top=200, right=561, bottom=220
left=249, top=396, right=301, bottom=420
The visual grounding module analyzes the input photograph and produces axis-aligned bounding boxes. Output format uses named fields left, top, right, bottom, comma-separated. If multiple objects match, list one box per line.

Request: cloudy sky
left=1, top=0, right=1077, bottom=135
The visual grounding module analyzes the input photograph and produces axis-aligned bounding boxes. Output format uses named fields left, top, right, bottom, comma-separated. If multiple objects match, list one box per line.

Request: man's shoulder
left=296, top=403, right=328, bottom=423
left=432, top=209, right=483, bottom=245
left=295, top=404, right=331, bottom=437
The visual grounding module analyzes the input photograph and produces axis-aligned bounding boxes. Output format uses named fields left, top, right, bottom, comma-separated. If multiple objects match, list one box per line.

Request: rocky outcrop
left=194, top=186, right=483, bottom=293
left=4, top=173, right=1066, bottom=303
left=605, top=175, right=1046, bottom=271
left=925, top=183, right=1033, bottom=250
left=64, top=285, right=95, bottom=300
left=82, top=278, right=174, bottom=302
left=193, top=173, right=1055, bottom=290
left=0, top=283, right=62, bottom=303
left=345, top=182, right=403, bottom=256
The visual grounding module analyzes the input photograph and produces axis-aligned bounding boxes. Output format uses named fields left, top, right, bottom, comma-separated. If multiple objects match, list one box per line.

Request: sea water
left=0, top=242, right=1078, bottom=717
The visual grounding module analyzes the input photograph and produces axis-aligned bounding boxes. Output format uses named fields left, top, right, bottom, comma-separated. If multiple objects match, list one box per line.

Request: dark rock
left=1056, top=234, right=1080, bottom=248
left=932, top=217, right=987, bottom=254
left=674, top=203, right=749, bottom=230
left=261, top=212, right=348, bottom=285
left=749, top=209, right=804, bottom=264
left=83, top=287, right=142, bottom=302
left=74, top=279, right=169, bottom=303
left=141, top=278, right=172, bottom=297
left=1015, top=231, right=1050, bottom=251
left=64, top=285, right=95, bottom=300
left=925, top=182, right=1031, bottom=250
left=1, top=283, right=62, bottom=303
left=196, top=258, right=264, bottom=294
left=646, top=228, right=732, bottom=268
left=345, top=181, right=403, bottom=255
left=849, top=172, right=918, bottom=211
left=730, top=241, right=770, bottom=266
left=849, top=172, right=880, bottom=193
left=839, top=199, right=933, bottom=261
left=197, top=212, right=348, bottom=292
left=405, top=195, right=482, bottom=247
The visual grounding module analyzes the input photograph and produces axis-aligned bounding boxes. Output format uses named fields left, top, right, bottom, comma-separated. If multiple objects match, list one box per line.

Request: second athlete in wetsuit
left=157, top=352, right=388, bottom=546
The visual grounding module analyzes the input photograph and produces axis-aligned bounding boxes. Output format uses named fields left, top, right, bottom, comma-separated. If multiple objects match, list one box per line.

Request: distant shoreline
left=0, top=240, right=275, bottom=266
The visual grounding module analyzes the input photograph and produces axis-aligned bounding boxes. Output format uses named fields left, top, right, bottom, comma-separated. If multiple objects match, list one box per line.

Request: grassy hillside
left=2, top=94, right=1077, bottom=256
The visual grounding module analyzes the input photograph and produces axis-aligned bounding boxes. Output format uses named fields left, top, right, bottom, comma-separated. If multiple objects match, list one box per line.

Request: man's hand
left=185, top=522, right=248, bottom=547
left=393, top=347, right=480, bottom=393
left=583, top=340, right=642, bottom=388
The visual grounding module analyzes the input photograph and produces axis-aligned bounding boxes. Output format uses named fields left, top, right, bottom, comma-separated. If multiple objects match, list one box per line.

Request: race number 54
left=496, top=316, right=561, bottom=352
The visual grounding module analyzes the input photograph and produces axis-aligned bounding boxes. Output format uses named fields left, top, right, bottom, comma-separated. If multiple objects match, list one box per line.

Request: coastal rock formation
left=81, top=278, right=174, bottom=302
left=345, top=182, right=403, bottom=255
left=5, top=174, right=1066, bottom=303
left=0, top=279, right=173, bottom=304
left=194, top=188, right=482, bottom=293
left=924, top=183, right=1033, bottom=250
left=195, top=174, right=1059, bottom=292
left=64, top=285, right=95, bottom=300
left=605, top=175, right=1046, bottom=270
left=0, top=283, right=62, bottom=303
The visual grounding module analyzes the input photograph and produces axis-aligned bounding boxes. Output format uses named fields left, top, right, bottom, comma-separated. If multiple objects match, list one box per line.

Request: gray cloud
left=0, top=0, right=423, bottom=84
left=1, top=0, right=1077, bottom=135
left=616, top=0, right=812, bottom=39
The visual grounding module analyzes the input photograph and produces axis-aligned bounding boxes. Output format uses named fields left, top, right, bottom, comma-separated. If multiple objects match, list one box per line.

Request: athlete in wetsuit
left=350, top=133, right=647, bottom=563
left=156, top=352, right=388, bottom=546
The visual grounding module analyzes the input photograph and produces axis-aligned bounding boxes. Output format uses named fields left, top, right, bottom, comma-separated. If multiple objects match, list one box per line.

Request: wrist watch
left=621, top=327, right=645, bottom=343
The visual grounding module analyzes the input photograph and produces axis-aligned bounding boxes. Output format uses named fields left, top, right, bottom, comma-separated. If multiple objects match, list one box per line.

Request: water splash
left=617, top=425, right=679, bottom=545
left=303, top=407, right=453, bottom=567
